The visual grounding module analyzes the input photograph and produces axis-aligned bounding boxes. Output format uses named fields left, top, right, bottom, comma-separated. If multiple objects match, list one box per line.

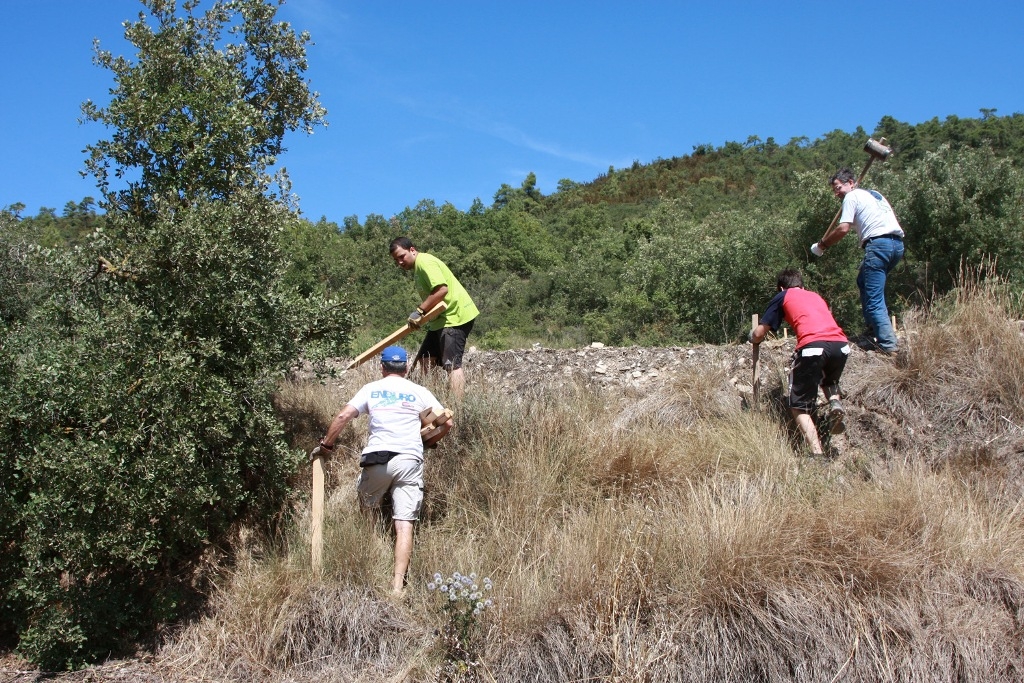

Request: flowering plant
left=427, top=571, right=494, bottom=678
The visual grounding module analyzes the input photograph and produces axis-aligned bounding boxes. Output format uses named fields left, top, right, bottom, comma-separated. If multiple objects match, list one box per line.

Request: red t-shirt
left=760, top=288, right=847, bottom=348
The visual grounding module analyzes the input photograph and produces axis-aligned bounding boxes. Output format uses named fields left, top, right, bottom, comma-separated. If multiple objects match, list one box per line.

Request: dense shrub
left=0, top=0, right=354, bottom=667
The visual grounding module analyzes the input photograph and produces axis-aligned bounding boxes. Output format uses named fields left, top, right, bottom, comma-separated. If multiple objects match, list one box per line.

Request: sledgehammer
left=819, top=137, right=893, bottom=242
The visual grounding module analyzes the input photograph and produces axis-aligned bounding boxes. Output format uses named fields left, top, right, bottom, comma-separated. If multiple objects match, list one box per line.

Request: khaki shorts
left=356, top=455, right=423, bottom=521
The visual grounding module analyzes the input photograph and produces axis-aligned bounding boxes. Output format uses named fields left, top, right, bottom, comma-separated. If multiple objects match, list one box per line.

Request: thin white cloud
left=282, top=3, right=632, bottom=172
left=389, top=92, right=626, bottom=170
left=279, top=0, right=351, bottom=48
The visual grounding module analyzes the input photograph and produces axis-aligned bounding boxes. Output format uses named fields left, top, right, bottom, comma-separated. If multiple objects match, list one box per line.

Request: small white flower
left=484, top=599, right=493, bottom=607
left=449, top=593, right=457, bottom=602
left=484, top=583, right=493, bottom=591
left=433, top=572, right=442, bottom=582
left=439, top=585, right=448, bottom=593
left=471, top=584, right=479, bottom=591
left=427, top=582, right=436, bottom=591
left=470, top=572, right=478, bottom=580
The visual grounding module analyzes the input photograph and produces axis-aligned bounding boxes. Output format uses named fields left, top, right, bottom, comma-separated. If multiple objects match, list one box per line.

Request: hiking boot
left=828, top=398, right=845, bottom=434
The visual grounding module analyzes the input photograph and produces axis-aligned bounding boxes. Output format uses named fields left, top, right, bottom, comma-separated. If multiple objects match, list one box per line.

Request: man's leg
left=392, top=520, right=414, bottom=594
left=789, top=348, right=825, bottom=454
left=820, top=342, right=850, bottom=434
left=857, top=241, right=902, bottom=351
left=440, top=321, right=473, bottom=399
left=387, top=457, right=423, bottom=595
left=449, top=367, right=466, bottom=398
left=791, top=409, right=823, bottom=455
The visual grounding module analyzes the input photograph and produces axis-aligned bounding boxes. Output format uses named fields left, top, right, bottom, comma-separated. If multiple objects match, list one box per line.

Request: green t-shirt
left=413, top=252, right=479, bottom=331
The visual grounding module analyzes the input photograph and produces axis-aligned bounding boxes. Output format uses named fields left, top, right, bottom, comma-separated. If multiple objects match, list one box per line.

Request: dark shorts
left=418, top=319, right=475, bottom=371
left=788, top=341, right=850, bottom=411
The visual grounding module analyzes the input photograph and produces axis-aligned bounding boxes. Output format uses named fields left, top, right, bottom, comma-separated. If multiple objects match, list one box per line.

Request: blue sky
left=3, top=1, right=1022, bottom=223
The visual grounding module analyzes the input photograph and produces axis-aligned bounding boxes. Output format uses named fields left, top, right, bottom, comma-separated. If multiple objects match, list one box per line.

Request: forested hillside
left=14, top=111, right=1022, bottom=351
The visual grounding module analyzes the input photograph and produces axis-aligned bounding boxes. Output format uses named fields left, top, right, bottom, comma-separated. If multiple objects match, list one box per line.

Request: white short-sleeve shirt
left=346, top=375, right=444, bottom=459
left=839, top=188, right=904, bottom=245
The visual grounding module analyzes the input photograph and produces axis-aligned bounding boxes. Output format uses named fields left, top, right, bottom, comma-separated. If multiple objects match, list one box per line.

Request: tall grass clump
left=849, top=262, right=1024, bottom=472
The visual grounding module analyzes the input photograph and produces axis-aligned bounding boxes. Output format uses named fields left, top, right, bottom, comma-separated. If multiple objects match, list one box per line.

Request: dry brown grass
left=846, top=267, right=1024, bottom=481
left=160, top=283, right=1024, bottom=682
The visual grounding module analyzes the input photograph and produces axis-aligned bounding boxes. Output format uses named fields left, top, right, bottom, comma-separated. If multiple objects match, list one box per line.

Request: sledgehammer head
left=864, top=137, right=892, bottom=161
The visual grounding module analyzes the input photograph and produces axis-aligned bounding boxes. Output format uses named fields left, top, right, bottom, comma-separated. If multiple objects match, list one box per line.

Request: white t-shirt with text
left=346, top=375, right=444, bottom=459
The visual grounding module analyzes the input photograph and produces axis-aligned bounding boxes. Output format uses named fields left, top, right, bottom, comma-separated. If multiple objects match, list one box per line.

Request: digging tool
left=311, top=301, right=447, bottom=574
left=408, top=335, right=429, bottom=377
left=751, top=313, right=761, bottom=409
left=311, top=452, right=326, bottom=574
left=817, top=137, right=893, bottom=247
left=344, top=301, right=447, bottom=371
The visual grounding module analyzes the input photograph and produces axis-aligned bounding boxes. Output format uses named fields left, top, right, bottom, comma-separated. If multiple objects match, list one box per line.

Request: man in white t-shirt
left=312, top=345, right=452, bottom=595
left=810, top=167, right=905, bottom=353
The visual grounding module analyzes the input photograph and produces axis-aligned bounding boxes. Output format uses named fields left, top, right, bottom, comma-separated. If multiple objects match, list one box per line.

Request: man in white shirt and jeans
left=811, top=168, right=905, bottom=353
left=313, top=345, right=452, bottom=595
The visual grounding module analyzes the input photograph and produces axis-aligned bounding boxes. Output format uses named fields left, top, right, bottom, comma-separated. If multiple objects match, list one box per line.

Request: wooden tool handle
left=311, top=454, right=325, bottom=574
left=345, top=301, right=447, bottom=370
left=751, top=313, right=761, bottom=408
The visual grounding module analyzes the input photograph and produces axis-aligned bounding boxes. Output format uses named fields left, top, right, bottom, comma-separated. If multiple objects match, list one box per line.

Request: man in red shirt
left=750, top=268, right=850, bottom=455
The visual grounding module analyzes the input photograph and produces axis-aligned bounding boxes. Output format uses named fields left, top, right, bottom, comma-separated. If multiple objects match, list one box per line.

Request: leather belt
left=862, top=234, right=903, bottom=249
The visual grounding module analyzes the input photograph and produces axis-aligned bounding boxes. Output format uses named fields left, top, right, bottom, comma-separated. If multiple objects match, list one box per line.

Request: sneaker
left=828, top=399, right=845, bottom=434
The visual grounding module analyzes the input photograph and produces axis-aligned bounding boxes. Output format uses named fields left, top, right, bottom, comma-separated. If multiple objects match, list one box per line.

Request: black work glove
left=309, top=441, right=333, bottom=461
left=407, top=307, right=425, bottom=328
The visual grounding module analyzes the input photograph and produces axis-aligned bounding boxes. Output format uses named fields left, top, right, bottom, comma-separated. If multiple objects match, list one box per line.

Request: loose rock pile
left=461, top=340, right=796, bottom=399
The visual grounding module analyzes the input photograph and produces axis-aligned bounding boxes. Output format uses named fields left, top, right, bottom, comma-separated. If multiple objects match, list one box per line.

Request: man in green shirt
left=389, top=237, right=480, bottom=397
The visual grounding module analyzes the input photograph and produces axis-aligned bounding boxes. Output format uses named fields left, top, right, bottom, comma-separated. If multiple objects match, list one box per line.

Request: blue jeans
left=857, top=237, right=904, bottom=351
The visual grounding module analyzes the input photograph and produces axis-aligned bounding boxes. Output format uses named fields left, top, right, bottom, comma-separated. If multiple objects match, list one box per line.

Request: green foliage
left=2, top=0, right=353, bottom=668
left=883, top=144, right=1024, bottom=295
left=272, top=111, right=1024, bottom=350
left=81, top=0, right=325, bottom=214
left=610, top=205, right=793, bottom=344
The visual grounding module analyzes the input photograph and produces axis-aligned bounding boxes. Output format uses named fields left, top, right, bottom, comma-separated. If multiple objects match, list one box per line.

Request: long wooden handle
left=345, top=301, right=447, bottom=371
left=821, top=156, right=876, bottom=241
left=751, top=313, right=761, bottom=408
left=311, top=454, right=325, bottom=574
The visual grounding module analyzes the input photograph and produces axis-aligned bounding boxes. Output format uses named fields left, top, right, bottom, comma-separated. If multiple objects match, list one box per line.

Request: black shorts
left=417, top=319, right=474, bottom=371
left=788, top=341, right=850, bottom=411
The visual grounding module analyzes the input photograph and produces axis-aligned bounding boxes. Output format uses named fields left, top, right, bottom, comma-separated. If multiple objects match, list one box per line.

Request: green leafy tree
left=608, top=204, right=796, bottom=344
left=883, top=144, right=1024, bottom=296
left=81, top=0, right=325, bottom=214
left=1, top=0, right=352, bottom=668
